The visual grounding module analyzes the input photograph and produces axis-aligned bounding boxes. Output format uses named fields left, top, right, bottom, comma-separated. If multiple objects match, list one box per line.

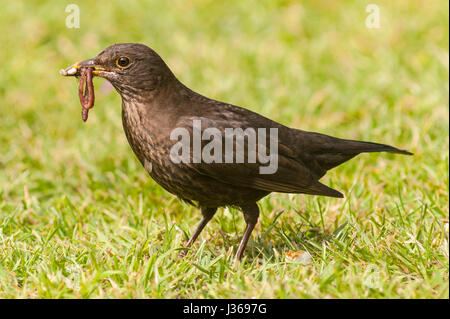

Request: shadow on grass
left=217, top=208, right=351, bottom=262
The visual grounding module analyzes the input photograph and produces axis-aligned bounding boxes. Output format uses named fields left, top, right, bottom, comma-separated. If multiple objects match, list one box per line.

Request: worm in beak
left=60, top=60, right=96, bottom=122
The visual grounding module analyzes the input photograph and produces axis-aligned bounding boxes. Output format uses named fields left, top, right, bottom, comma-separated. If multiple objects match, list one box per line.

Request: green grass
left=0, top=0, right=448, bottom=298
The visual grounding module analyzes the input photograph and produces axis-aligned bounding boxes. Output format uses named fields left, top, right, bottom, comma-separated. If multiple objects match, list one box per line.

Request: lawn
left=0, top=0, right=448, bottom=298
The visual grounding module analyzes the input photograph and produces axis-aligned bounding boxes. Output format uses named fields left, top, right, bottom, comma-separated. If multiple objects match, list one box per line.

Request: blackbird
left=61, top=43, right=412, bottom=261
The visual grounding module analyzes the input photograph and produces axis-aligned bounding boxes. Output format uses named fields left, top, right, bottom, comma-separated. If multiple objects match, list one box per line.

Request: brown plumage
left=61, top=43, right=412, bottom=261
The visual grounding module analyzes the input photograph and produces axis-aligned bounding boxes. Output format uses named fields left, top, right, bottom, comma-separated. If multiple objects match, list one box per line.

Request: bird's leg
left=178, top=206, right=217, bottom=258
left=235, top=203, right=260, bottom=261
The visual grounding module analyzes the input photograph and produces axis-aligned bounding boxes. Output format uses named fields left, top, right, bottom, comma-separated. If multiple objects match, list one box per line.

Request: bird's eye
left=116, top=56, right=130, bottom=68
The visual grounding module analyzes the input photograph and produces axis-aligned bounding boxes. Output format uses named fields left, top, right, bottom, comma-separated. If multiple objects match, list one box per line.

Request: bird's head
left=61, top=43, right=175, bottom=98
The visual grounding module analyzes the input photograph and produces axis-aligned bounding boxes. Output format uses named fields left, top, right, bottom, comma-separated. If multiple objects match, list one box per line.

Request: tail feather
left=333, top=139, right=413, bottom=156
left=305, top=132, right=413, bottom=171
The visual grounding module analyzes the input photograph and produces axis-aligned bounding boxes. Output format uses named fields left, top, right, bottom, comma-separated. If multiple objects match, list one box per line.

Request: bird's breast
left=121, top=100, right=185, bottom=187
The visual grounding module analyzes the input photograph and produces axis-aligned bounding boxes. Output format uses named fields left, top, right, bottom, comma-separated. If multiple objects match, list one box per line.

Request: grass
left=0, top=0, right=448, bottom=298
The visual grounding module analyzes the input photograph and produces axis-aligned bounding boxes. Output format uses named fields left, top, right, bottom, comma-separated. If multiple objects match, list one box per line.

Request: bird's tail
left=326, top=139, right=412, bottom=155
left=303, top=132, right=413, bottom=172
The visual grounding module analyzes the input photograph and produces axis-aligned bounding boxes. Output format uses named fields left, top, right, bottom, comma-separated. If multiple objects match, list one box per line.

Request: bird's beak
left=60, top=58, right=107, bottom=77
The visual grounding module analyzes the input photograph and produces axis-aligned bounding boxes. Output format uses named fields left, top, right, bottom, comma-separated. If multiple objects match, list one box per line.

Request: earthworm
left=78, top=67, right=95, bottom=122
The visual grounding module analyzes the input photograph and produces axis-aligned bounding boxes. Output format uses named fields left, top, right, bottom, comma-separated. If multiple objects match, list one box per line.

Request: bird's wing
left=173, top=115, right=343, bottom=198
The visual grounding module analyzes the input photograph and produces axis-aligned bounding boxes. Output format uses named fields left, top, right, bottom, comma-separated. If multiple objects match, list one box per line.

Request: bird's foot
left=177, top=248, right=188, bottom=259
